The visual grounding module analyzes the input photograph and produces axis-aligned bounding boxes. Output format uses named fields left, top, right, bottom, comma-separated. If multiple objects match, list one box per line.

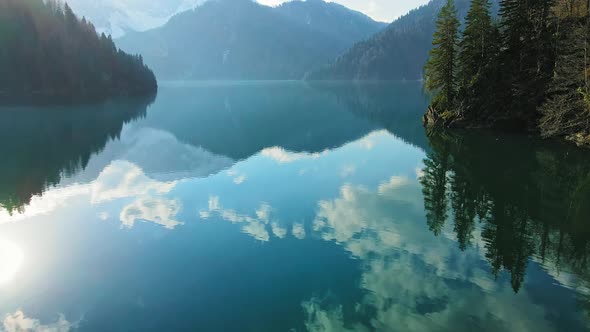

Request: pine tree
left=540, top=12, right=590, bottom=141
left=424, top=0, right=460, bottom=111
left=499, top=0, right=555, bottom=121
left=457, top=0, right=495, bottom=108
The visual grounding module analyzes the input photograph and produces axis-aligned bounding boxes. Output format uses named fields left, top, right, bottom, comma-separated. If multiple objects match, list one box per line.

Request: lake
left=0, top=81, right=589, bottom=331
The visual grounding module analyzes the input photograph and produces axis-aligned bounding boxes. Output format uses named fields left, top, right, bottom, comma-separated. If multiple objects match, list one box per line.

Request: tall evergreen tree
left=425, top=0, right=461, bottom=111
left=499, top=0, right=555, bottom=121
left=457, top=0, right=496, bottom=114
left=540, top=2, right=590, bottom=141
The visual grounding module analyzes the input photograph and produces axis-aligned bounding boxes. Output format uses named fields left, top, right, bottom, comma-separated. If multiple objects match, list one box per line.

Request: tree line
left=0, top=0, right=157, bottom=103
left=424, top=0, right=590, bottom=147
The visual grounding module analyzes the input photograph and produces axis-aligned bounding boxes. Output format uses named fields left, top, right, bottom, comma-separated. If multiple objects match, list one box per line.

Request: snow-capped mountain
left=68, top=0, right=208, bottom=38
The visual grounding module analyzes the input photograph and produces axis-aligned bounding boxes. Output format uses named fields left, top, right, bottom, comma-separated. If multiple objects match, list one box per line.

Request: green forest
left=0, top=0, right=157, bottom=103
left=424, top=0, right=590, bottom=147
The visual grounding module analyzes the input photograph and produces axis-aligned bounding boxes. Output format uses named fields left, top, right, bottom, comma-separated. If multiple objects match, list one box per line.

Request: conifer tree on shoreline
left=424, top=0, right=460, bottom=112
left=424, top=0, right=590, bottom=147
left=457, top=0, right=497, bottom=114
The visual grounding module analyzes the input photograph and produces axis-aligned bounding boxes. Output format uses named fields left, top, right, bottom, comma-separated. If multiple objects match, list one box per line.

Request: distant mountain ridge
left=116, top=0, right=386, bottom=80
left=275, top=0, right=386, bottom=45
left=68, top=0, right=207, bottom=38
left=307, top=0, right=500, bottom=80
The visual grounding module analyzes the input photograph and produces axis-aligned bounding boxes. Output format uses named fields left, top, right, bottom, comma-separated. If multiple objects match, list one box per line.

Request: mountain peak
left=68, top=0, right=208, bottom=37
left=117, top=0, right=385, bottom=80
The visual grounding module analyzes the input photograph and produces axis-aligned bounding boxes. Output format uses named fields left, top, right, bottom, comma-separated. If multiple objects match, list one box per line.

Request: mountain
left=307, top=0, right=500, bottom=80
left=275, top=0, right=386, bottom=44
left=116, top=0, right=386, bottom=80
left=68, top=0, right=207, bottom=38
left=0, top=0, right=157, bottom=104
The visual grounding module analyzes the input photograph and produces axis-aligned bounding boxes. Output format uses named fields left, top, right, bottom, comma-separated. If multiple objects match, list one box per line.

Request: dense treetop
left=0, top=0, right=157, bottom=103
left=423, top=0, right=590, bottom=147
left=307, top=0, right=500, bottom=80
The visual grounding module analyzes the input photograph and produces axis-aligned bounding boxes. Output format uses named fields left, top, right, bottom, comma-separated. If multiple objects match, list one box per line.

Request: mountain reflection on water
left=0, top=82, right=589, bottom=332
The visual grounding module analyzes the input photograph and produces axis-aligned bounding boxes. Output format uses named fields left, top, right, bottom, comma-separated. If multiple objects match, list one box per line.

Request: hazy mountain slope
left=275, top=0, right=387, bottom=44
left=307, top=0, right=500, bottom=80
left=68, top=0, right=206, bottom=38
left=117, top=0, right=385, bottom=80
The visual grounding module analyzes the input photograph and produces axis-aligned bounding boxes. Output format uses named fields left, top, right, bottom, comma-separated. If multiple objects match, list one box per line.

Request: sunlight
left=0, top=239, right=24, bottom=285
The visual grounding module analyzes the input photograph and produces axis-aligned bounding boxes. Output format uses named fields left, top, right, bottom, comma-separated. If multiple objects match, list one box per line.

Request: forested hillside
left=423, top=0, right=590, bottom=147
left=0, top=0, right=157, bottom=103
left=307, top=0, right=500, bottom=80
left=116, top=0, right=386, bottom=80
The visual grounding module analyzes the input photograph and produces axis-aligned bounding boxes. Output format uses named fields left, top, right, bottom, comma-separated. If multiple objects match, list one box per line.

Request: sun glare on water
left=0, top=240, right=24, bottom=285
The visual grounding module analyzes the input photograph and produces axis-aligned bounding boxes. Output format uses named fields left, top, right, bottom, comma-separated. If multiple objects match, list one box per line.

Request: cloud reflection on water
left=303, top=178, right=568, bottom=332
left=2, top=311, right=78, bottom=332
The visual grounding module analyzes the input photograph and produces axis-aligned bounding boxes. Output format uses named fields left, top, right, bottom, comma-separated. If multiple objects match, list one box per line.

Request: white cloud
left=377, top=176, right=411, bottom=194
left=120, top=197, right=182, bottom=230
left=227, top=170, right=248, bottom=185
left=260, top=147, right=326, bottom=164
left=302, top=300, right=369, bottom=332
left=2, top=311, right=78, bottom=332
left=271, top=222, right=288, bottom=239
left=200, top=196, right=272, bottom=241
left=242, top=221, right=270, bottom=242
left=292, top=223, right=306, bottom=240
left=200, top=197, right=308, bottom=242
left=0, top=161, right=182, bottom=230
left=233, top=175, right=247, bottom=185
left=0, top=185, right=90, bottom=225
left=91, top=161, right=177, bottom=204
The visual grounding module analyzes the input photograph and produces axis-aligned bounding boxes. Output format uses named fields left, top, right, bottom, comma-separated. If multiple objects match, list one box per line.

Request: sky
left=257, top=0, right=431, bottom=22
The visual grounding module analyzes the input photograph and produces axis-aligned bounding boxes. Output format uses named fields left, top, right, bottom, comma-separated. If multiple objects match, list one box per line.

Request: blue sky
left=257, top=0, right=431, bottom=22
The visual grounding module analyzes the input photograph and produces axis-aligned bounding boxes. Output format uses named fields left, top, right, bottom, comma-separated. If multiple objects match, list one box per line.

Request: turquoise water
left=0, top=82, right=589, bottom=331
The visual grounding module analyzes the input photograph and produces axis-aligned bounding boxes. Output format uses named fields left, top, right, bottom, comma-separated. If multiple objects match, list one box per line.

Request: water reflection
left=0, top=159, right=181, bottom=229
left=310, top=81, right=431, bottom=151
left=0, top=82, right=428, bottom=221
left=306, top=169, right=589, bottom=331
left=421, top=131, right=590, bottom=294
left=137, top=82, right=384, bottom=160
left=0, top=82, right=589, bottom=331
left=2, top=311, right=77, bottom=332
left=0, top=95, right=155, bottom=214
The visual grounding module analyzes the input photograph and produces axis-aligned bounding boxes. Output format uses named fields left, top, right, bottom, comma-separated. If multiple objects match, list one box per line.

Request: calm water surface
left=0, top=82, right=589, bottom=331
